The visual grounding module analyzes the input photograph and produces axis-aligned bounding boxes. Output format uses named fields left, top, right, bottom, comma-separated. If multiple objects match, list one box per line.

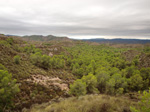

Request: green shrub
left=130, top=89, right=150, bottom=112
left=13, top=55, right=21, bottom=64
left=69, top=79, right=87, bottom=97
left=106, top=78, right=115, bottom=95
left=140, top=67, right=150, bottom=80
left=0, top=64, right=7, bottom=71
left=129, top=74, right=143, bottom=91
left=69, top=73, right=99, bottom=96
left=24, top=45, right=41, bottom=54
left=0, top=69, right=20, bottom=111
left=30, top=53, right=51, bottom=69
left=30, top=52, right=42, bottom=65
left=6, top=38, right=14, bottom=45
left=116, top=88, right=124, bottom=95
left=57, top=59, right=65, bottom=68
left=143, top=47, right=150, bottom=53
left=0, top=40, right=10, bottom=47
left=96, top=71, right=110, bottom=92
left=81, top=73, right=99, bottom=94
left=41, top=55, right=51, bottom=69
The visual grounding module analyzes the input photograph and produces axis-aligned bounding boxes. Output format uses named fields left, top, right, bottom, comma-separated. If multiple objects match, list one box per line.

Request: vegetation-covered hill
left=0, top=35, right=76, bottom=111
left=22, top=35, right=71, bottom=42
left=0, top=34, right=150, bottom=112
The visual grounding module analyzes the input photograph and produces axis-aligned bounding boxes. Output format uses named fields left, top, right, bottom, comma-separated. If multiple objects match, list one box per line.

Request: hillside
left=0, top=34, right=150, bottom=112
left=0, top=35, right=76, bottom=111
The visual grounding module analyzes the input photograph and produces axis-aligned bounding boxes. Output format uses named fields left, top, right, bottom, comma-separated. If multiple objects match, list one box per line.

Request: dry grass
left=25, top=94, right=138, bottom=112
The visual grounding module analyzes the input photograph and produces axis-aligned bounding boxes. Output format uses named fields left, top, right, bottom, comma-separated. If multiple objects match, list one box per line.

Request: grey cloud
left=0, top=0, right=150, bottom=39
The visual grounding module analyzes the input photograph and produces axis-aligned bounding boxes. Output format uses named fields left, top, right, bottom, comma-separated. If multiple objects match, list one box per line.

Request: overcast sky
left=0, top=0, right=150, bottom=39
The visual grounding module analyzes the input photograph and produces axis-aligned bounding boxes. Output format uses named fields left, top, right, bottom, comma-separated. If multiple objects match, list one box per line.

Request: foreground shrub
left=130, top=89, right=150, bottom=112
left=69, top=79, right=87, bottom=97
left=0, top=69, right=20, bottom=111
left=26, top=95, right=136, bottom=112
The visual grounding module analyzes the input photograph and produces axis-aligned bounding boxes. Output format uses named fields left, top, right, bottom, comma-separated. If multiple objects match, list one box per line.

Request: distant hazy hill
left=82, top=38, right=150, bottom=44
left=22, top=35, right=71, bottom=41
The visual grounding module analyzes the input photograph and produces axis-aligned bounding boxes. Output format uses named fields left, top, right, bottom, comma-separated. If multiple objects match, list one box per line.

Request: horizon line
left=1, top=33, right=150, bottom=40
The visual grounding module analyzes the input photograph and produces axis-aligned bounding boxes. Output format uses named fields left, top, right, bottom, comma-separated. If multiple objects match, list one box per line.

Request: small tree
left=106, top=78, right=116, bottom=95
left=0, top=70, right=20, bottom=111
left=81, top=73, right=99, bottom=94
left=129, top=74, right=143, bottom=91
left=140, top=67, right=150, bottom=80
left=96, top=71, right=110, bottom=93
left=13, top=55, right=20, bottom=64
left=41, top=55, right=51, bottom=69
left=69, top=79, right=87, bottom=97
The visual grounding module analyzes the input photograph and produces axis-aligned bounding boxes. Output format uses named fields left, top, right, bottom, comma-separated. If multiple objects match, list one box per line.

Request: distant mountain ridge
left=22, top=35, right=71, bottom=41
left=82, top=38, right=150, bottom=44
left=2, top=33, right=150, bottom=44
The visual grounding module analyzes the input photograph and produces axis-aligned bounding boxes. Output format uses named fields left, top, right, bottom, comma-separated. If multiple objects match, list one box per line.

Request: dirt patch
left=25, top=75, right=69, bottom=91
left=49, top=52, right=53, bottom=57
left=139, top=53, right=150, bottom=68
left=122, top=50, right=140, bottom=62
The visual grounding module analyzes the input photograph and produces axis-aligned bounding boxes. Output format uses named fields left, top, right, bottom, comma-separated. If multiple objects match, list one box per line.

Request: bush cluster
left=0, top=64, right=20, bottom=111
left=24, top=45, right=42, bottom=54
left=130, top=89, right=150, bottom=112
left=69, top=73, right=98, bottom=96
left=13, top=55, right=21, bottom=64
left=30, top=52, right=65, bottom=69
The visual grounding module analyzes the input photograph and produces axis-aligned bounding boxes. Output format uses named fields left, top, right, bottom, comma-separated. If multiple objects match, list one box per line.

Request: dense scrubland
left=0, top=34, right=150, bottom=112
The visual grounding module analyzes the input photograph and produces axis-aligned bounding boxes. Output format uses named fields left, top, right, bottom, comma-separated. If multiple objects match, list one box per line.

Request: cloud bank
left=0, top=0, right=150, bottom=39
